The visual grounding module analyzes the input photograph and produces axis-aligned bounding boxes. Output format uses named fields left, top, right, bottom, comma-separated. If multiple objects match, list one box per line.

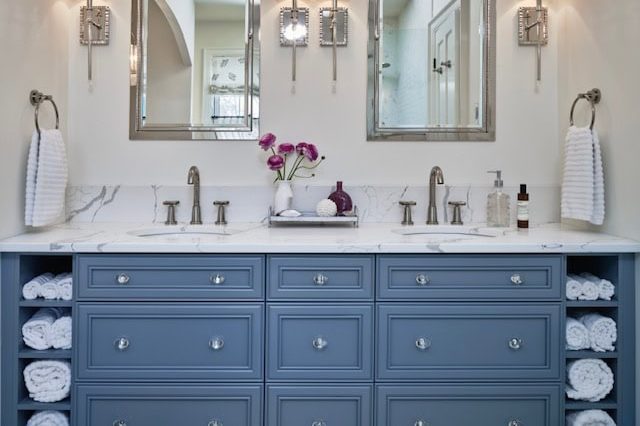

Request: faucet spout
left=188, top=166, right=202, bottom=225
left=427, top=166, right=445, bottom=225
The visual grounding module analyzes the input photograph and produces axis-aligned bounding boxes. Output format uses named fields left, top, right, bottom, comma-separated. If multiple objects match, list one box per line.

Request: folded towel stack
left=566, top=409, right=616, bottom=426
left=566, top=317, right=590, bottom=351
left=566, top=359, right=614, bottom=402
left=565, top=274, right=614, bottom=301
left=580, top=314, right=617, bottom=352
left=22, top=273, right=73, bottom=301
left=23, top=360, right=71, bottom=403
left=27, top=410, right=70, bottom=426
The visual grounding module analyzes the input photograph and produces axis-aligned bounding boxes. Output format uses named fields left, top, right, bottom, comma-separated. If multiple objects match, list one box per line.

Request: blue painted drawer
left=77, top=254, right=264, bottom=300
left=267, top=305, right=373, bottom=381
left=75, top=384, right=262, bottom=426
left=377, top=304, right=560, bottom=381
left=76, top=303, right=263, bottom=381
left=267, top=385, right=372, bottom=426
left=268, top=255, right=374, bottom=300
left=378, top=255, right=562, bottom=300
left=376, top=385, right=561, bottom=426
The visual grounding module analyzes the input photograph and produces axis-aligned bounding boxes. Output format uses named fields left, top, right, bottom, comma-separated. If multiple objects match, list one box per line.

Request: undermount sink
left=128, top=225, right=243, bottom=238
left=392, top=225, right=500, bottom=237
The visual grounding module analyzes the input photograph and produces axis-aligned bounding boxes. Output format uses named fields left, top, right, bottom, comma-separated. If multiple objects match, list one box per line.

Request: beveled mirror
left=130, top=0, right=260, bottom=140
left=367, top=0, right=495, bottom=141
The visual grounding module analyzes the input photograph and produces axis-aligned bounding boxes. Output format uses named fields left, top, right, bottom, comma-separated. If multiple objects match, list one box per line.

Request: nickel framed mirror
left=367, top=0, right=495, bottom=141
left=130, top=0, right=260, bottom=140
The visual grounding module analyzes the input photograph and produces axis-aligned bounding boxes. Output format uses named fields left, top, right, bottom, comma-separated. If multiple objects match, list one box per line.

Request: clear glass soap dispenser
left=487, top=170, right=511, bottom=227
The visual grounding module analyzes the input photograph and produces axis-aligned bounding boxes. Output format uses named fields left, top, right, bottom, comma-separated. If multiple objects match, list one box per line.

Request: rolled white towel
left=566, top=317, right=590, bottom=351
left=48, top=316, right=72, bottom=350
left=566, top=409, right=616, bottom=426
left=27, top=410, right=70, bottom=426
left=22, top=273, right=55, bottom=300
left=23, top=360, right=71, bottom=403
left=22, top=308, right=63, bottom=350
left=580, top=313, right=617, bottom=352
left=57, top=273, right=73, bottom=301
left=566, top=359, right=614, bottom=402
left=566, top=275, right=583, bottom=300
left=40, top=279, right=61, bottom=300
left=580, top=273, right=615, bottom=301
left=570, top=274, right=599, bottom=301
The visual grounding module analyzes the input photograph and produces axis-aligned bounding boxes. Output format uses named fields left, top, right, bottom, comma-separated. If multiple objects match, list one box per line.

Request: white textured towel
left=25, top=129, right=68, bottom=227
left=566, top=275, right=583, bottom=300
left=561, top=126, right=605, bottom=225
left=568, top=274, right=599, bottom=301
left=23, top=360, right=71, bottom=403
left=580, top=272, right=615, bottom=301
left=48, top=316, right=72, bottom=350
left=566, top=317, right=590, bottom=351
left=22, top=308, right=63, bottom=350
left=40, top=273, right=72, bottom=300
left=580, top=313, right=617, bottom=352
left=22, top=273, right=55, bottom=300
left=56, top=273, right=73, bottom=301
left=566, top=359, right=614, bottom=402
left=27, top=410, right=70, bottom=426
left=566, top=409, right=616, bottom=426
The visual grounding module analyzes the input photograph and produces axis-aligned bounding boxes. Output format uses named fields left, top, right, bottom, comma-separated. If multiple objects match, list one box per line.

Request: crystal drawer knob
left=115, top=337, right=130, bottom=351
left=208, top=420, right=223, bottom=426
left=415, top=274, right=430, bottom=286
left=313, top=274, right=329, bottom=286
left=312, top=421, right=327, bottom=426
left=209, top=337, right=225, bottom=351
left=210, top=274, right=226, bottom=285
left=414, top=420, right=429, bottom=426
left=113, top=421, right=127, bottom=426
left=312, top=336, right=328, bottom=350
left=415, top=337, right=432, bottom=351
left=116, top=273, right=130, bottom=285
left=508, top=338, right=523, bottom=350
left=510, top=274, right=523, bottom=285
left=508, top=420, right=523, bottom=426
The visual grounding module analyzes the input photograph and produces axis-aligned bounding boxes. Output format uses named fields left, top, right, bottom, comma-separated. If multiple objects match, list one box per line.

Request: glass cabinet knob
left=113, top=421, right=127, bottom=426
left=210, top=274, right=226, bottom=285
left=415, top=274, right=430, bottom=286
left=510, top=274, right=523, bottom=285
left=312, top=421, right=327, bottom=426
left=209, top=337, right=225, bottom=351
left=116, top=273, right=130, bottom=285
left=312, top=336, right=329, bottom=350
left=414, top=420, right=429, bottom=426
left=313, top=274, right=329, bottom=286
left=508, top=338, right=523, bottom=350
left=115, top=337, right=130, bottom=351
left=415, top=337, right=432, bottom=351
left=508, top=420, right=523, bottom=426
left=208, top=420, right=223, bottom=426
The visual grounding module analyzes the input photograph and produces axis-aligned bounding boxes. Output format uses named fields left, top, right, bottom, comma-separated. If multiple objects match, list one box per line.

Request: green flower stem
left=286, top=155, right=305, bottom=181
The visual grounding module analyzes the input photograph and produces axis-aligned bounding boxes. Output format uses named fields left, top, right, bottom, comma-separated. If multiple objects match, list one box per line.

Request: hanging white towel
left=566, top=409, right=616, bottom=426
left=25, top=129, right=68, bottom=227
left=561, top=126, right=605, bottom=225
left=27, top=410, right=70, bottom=426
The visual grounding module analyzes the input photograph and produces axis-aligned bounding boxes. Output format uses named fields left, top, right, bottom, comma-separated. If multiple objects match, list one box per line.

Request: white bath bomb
left=316, top=199, right=338, bottom=217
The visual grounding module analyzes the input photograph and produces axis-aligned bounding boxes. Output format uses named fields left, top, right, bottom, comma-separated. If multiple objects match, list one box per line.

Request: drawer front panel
left=378, top=255, right=562, bottom=300
left=77, top=254, right=264, bottom=300
left=267, top=385, right=372, bottom=426
left=76, top=384, right=262, bottom=426
left=268, top=255, right=374, bottom=300
left=376, top=385, right=560, bottom=426
left=268, top=305, right=373, bottom=380
left=76, top=303, right=263, bottom=380
left=377, top=304, right=560, bottom=380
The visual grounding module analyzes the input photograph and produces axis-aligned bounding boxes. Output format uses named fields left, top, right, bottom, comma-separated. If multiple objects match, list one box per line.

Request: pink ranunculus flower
left=267, top=154, right=285, bottom=171
left=259, top=133, right=277, bottom=151
left=305, top=143, right=319, bottom=161
left=295, top=142, right=309, bottom=156
left=278, top=143, right=295, bottom=155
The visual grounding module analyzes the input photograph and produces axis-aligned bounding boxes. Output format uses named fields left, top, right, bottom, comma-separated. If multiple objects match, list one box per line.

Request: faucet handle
left=214, top=201, right=230, bottom=225
left=162, top=201, right=179, bottom=225
left=399, top=201, right=416, bottom=226
left=448, top=201, right=466, bottom=226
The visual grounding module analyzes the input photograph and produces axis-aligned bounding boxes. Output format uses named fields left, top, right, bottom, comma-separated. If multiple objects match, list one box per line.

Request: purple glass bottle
left=328, top=181, right=353, bottom=216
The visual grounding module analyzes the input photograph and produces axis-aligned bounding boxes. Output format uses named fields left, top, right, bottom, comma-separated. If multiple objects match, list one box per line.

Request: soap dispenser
left=486, top=170, right=511, bottom=227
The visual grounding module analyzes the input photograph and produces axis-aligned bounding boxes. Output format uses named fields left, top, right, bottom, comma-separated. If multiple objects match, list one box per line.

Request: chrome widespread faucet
left=187, top=166, right=202, bottom=225
left=427, top=166, right=445, bottom=225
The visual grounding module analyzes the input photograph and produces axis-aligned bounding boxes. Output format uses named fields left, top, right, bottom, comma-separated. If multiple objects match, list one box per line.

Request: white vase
left=274, top=180, right=294, bottom=214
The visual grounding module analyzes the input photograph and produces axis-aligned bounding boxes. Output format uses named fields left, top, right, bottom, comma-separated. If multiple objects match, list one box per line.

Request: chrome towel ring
left=29, top=89, right=60, bottom=138
left=570, top=88, right=601, bottom=130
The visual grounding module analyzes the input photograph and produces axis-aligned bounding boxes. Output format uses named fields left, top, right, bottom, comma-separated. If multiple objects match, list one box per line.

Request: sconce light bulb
left=284, top=22, right=307, bottom=41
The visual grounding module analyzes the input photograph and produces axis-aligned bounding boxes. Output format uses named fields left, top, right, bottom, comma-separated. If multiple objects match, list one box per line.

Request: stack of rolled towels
left=566, top=273, right=615, bottom=301
left=23, top=360, right=71, bottom=403
left=27, top=410, right=69, bottom=426
left=566, top=314, right=617, bottom=352
left=566, top=410, right=616, bottom=426
left=22, top=273, right=73, bottom=301
left=566, top=358, right=614, bottom=402
left=22, top=308, right=72, bottom=350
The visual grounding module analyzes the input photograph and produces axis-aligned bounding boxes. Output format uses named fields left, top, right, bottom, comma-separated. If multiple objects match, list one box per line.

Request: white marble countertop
left=0, top=222, right=638, bottom=254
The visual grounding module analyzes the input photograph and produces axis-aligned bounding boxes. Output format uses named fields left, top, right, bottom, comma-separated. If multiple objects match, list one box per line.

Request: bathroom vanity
left=1, top=224, right=638, bottom=425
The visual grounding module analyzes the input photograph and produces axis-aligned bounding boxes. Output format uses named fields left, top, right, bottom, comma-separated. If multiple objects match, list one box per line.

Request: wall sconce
left=280, top=0, right=310, bottom=82
left=518, top=0, right=548, bottom=84
left=80, top=0, right=111, bottom=84
left=320, top=1, right=348, bottom=82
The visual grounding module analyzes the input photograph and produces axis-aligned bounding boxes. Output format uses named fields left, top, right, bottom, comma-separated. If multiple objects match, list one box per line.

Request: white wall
left=65, top=0, right=562, bottom=189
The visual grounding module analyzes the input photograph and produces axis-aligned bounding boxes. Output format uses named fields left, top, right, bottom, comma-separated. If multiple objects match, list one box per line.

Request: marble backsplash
left=65, top=184, right=561, bottom=226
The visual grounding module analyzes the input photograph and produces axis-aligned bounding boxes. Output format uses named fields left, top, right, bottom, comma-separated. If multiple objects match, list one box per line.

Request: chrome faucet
left=427, top=166, right=445, bottom=225
left=187, top=166, right=202, bottom=225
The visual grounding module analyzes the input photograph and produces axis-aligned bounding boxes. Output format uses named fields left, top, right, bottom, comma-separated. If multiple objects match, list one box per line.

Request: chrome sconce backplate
left=319, top=7, right=348, bottom=46
left=518, top=7, right=548, bottom=46
left=280, top=7, right=310, bottom=46
left=80, top=6, right=111, bottom=45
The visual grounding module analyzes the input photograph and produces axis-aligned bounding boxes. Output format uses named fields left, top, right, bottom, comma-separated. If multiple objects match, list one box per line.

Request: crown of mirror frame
left=80, top=0, right=111, bottom=86
left=280, top=0, right=348, bottom=84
